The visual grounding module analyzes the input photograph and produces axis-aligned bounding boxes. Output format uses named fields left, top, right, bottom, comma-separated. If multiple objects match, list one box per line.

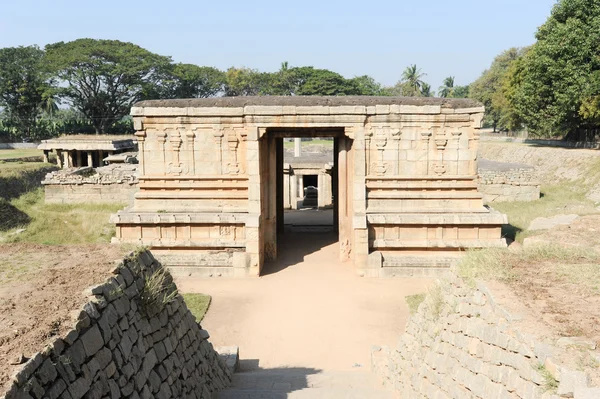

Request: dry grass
left=458, top=246, right=600, bottom=292
left=405, top=293, right=426, bottom=314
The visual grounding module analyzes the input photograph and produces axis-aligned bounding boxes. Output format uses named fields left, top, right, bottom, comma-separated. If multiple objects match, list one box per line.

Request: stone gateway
left=112, top=97, right=507, bottom=277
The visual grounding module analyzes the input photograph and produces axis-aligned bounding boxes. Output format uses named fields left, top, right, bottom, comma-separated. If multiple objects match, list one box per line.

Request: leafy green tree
left=349, top=75, right=387, bottom=96
left=45, top=38, right=171, bottom=134
left=420, top=83, right=434, bottom=97
left=401, top=64, right=426, bottom=96
left=470, top=48, right=524, bottom=131
left=438, top=76, right=455, bottom=98
left=224, top=67, right=272, bottom=96
left=167, top=64, right=225, bottom=98
left=294, top=68, right=361, bottom=96
left=509, top=0, right=600, bottom=138
left=453, top=85, right=470, bottom=98
left=0, top=45, right=55, bottom=139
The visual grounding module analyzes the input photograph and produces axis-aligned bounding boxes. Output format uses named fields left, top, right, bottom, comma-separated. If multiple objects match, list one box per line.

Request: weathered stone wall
left=2, top=250, right=231, bottom=399
left=372, top=273, right=599, bottom=398
left=42, top=165, right=138, bottom=204
left=478, top=168, right=540, bottom=203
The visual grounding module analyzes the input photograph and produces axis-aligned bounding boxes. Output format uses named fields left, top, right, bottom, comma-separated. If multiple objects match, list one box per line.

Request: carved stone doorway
left=259, top=128, right=354, bottom=267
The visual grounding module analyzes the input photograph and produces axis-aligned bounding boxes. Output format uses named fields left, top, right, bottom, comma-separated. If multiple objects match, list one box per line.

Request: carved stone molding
left=166, top=129, right=183, bottom=175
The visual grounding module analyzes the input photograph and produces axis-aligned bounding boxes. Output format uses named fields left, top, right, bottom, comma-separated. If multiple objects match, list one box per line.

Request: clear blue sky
left=1, top=0, right=556, bottom=92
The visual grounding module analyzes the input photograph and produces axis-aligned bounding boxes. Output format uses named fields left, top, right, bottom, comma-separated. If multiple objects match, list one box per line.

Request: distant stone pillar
left=297, top=175, right=304, bottom=202
left=42, top=150, right=49, bottom=163
left=64, top=151, right=70, bottom=168
left=99, top=150, right=104, bottom=166
left=76, top=151, right=82, bottom=167
left=87, top=152, right=93, bottom=168
left=294, top=138, right=301, bottom=157
left=56, top=150, right=63, bottom=168
left=318, top=173, right=325, bottom=208
left=290, top=174, right=298, bottom=210
left=283, top=163, right=291, bottom=210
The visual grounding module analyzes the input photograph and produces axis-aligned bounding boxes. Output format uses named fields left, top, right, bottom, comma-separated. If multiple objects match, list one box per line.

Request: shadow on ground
left=501, top=223, right=522, bottom=242
left=0, top=165, right=57, bottom=201
left=261, top=232, right=338, bottom=276
left=0, top=200, right=30, bottom=232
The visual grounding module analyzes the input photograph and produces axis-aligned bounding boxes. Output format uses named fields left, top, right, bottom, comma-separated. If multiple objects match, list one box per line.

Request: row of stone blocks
left=2, top=250, right=232, bottom=399
left=372, top=272, right=600, bottom=399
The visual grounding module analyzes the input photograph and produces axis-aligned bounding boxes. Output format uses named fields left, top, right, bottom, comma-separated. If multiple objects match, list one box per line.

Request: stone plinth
left=112, top=96, right=507, bottom=277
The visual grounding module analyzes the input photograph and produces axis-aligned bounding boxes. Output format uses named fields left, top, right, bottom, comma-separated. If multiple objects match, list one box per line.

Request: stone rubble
left=2, top=250, right=232, bottom=399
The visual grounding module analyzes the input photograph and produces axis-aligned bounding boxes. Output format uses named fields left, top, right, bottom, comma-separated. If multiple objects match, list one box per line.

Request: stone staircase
left=214, top=369, right=397, bottom=398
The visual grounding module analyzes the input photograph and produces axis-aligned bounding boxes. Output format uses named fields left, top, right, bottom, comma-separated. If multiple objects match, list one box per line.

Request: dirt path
left=176, top=232, right=432, bottom=372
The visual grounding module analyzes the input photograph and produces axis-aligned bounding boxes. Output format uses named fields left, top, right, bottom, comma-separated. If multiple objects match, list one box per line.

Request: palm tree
left=438, top=76, right=455, bottom=98
left=420, top=83, right=434, bottom=97
left=401, top=64, right=426, bottom=97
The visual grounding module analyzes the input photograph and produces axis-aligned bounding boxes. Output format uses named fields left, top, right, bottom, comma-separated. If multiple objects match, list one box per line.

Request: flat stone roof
left=38, top=135, right=136, bottom=151
left=135, top=96, right=482, bottom=109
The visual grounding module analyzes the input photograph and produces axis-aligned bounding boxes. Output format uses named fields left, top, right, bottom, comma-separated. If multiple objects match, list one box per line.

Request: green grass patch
left=182, top=293, right=212, bottom=322
left=492, top=182, right=598, bottom=242
left=0, top=148, right=42, bottom=160
left=405, top=293, right=426, bottom=314
left=2, top=188, right=124, bottom=244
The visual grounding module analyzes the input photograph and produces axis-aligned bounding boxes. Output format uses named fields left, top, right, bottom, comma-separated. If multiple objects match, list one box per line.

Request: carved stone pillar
left=226, top=130, right=240, bottom=174
left=135, top=130, right=147, bottom=175
left=212, top=128, right=224, bottom=175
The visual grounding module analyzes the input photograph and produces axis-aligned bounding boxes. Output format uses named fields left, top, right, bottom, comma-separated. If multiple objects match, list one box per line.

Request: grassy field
left=0, top=148, right=42, bottom=160
left=182, top=293, right=212, bottom=321
left=0, top=161, right=125, bottom=244
left=492, top=182, right=599, bottom=242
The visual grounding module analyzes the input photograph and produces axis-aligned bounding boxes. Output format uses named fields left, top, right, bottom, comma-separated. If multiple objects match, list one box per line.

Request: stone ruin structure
left=38, top=135, right=136, bottom=169
left=38, top=135, right=139, bottom=204
left=283, top=150, right=333, bottom=209
left=112, top=97, right=507, bottom=277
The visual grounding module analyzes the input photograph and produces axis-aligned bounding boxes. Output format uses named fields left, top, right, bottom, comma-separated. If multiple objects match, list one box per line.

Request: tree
left=166, top=64, right=225, bottom=98
left=293, top=68, right=361, bottom=96
left=400, top=64, right=426, bottom=97
left=420, top=83, right=434, bottom=97
left=224, top=67, right=272, bottom=96
left=509, top=0, right=600, bottom=138
left=45, top=39, right=171, bottom=134
left=453, top=85, right=470, bottom=98
left=470, top=48, right=524, bottom=131
left=438, top=76, right=455, bottom=98
left=0, top=45, right=55, bottom=139
left=349, top=75, right=387, bottom=96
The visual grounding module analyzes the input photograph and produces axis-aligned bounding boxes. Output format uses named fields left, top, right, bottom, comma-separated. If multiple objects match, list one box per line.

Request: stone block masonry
left=372, top=272, right=598, bottom=398
left=477, top=159, right=540, bottom=203
left=2, top=249, right=232, bottom=399
left=42, top=164, right=138, bottom=204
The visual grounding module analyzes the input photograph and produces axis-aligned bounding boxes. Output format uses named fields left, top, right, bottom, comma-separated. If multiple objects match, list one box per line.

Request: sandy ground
left=0, top=243, right=129, bottom=394
left=176, top=231, right=433, bottom=372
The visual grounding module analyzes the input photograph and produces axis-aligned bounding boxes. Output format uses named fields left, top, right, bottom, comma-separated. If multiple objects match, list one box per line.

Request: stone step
left=216, top=387, right=397, bottom=398
left=214, top=370, right=397, bottom=399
